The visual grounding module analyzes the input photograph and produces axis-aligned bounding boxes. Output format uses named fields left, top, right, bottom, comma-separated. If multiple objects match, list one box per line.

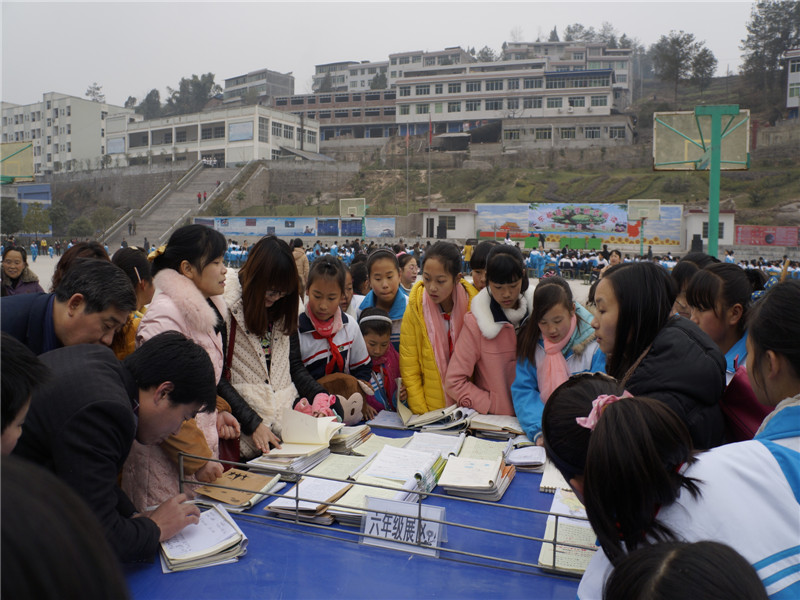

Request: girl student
left=340, top=264, right=365, bottom=320
left=592, top=261, right=726, bottom=449
left=445, top=245, right=534, bottom=415
left=398, top=252, right=418, bottom=295
left=511, top=277, right=605, bottom=443
left=298, top=255, right=372, bottom=410
left=685, top=262, right=761, bottom=382
left=122, top=225, right=239, bottom=510
left=110, top=247, right=155, bottom=359
left=223, top=236, right=336, bottom=459
left=400, top=241, right=478, bottom=414
left=358, top=248, right=408, bottom=349
left=541, top=370, right=800, bottom=600
left=358, top=307, right=406, bottom=415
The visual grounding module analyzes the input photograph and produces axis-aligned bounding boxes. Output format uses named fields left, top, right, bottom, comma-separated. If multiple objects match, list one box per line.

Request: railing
left=175, top=160, right=204, bottom=191
left=100, top=209, right=137, bottom=243
left=140, top=182, right=173, bottom=218
left=158, top=208, right=194, bottom=245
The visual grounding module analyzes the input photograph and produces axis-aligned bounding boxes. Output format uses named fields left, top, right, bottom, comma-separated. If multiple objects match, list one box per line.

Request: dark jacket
left=13, top=344, right=161, bottom=562
left=0, top=292, right=60, bottom=354
left=626, top=316, right=726, bottom=450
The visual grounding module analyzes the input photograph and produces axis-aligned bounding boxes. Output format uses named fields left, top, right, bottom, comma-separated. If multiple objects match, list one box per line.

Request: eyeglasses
left=265, top=289, right=290, bottom=300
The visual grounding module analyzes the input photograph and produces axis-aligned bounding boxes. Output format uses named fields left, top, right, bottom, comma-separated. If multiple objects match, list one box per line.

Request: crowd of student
left=1, top=223, right=798, bottom=599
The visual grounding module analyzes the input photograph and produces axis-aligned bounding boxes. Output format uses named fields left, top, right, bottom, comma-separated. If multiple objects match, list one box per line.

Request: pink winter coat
left=122, top=268, right=225, bottom=510
left=444, top=286, right=533, bottom=416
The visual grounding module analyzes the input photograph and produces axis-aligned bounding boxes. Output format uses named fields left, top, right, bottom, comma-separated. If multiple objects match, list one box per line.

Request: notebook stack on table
left=194, top=469, right=282, bottom=512
left=329, top=424, right=372, bottom=454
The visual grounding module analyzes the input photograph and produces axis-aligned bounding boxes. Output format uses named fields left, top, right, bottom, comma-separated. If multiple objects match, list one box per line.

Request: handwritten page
left=352, top=434, right=410, bottom=457
left=194, top=469, right=279, bottom=506
left=404, top=431, right=464, bottom=457
left=459, top=436, right=507, bottom=461
left=161, top=506, right=240, bottom=561
left=266, top=476, right=351, bottom=512
left=363, top=445, right=438, bottom=481
left=307, top=454, right=369, bottom=481
left=437, top=455, right=503, bottom=490
left=538, top=488, right=597, bottom=573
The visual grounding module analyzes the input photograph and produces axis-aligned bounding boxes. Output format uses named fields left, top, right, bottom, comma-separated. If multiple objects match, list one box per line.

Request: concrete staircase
left=105, top=165, right=239, bottom=251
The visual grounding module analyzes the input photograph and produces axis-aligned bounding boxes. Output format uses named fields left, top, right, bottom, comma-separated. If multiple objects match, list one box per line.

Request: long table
left=124, top=434, right=582, bottom=599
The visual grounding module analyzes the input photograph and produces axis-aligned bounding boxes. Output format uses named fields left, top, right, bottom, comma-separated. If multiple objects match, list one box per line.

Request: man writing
left=1, top=258, right=135, bottom=354
left=13, top=331, right=217, bottom=562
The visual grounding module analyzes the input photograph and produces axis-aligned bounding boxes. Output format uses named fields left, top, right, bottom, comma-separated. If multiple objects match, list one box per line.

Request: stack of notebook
left=537, top=488, right=597, bottom=575
left=329, top=424, right=371, bottom=454
left=366, top=403, right=474, bottom=432
left=194, top=469, right=282, bottom=512
left=466, top=414, right=524, bottom=439
left=247, top=408, right=343, bottom=480
left=159, top=505, right=248, bottom=572
left=265, top=474, right=352, bottom=524
left=436, top=436, right=516, bottom=501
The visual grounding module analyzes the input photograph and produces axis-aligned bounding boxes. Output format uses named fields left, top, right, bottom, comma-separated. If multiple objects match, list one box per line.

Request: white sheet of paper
left=363, top=445, right=438, bottom=481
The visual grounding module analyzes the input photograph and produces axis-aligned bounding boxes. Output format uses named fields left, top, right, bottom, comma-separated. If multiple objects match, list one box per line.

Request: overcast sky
left=2, top=1, right=754, bottom=107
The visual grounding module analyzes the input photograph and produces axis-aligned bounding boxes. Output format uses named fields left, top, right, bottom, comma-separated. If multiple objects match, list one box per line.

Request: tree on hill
left=370, top=72, right=387, bottom=90
left=164, top=73, right=221, bottom=115
left=124, top=96, right=137, bottom=108
left=740, top=0, right=800, bottom=113
left=137, top=89, right=162, bottom=119
left=549, top=26, right=560, bottom=42
left=649, top=31, right=714, bottom=103
left=67, top=216, right=93, bottom=238
left=22, top=203, right=50, bottom=236
left=1, top=198, right=23, bottom=235
left=691, top=47, right=718, bottom=96
left=85, top=82, right=105, bottom=103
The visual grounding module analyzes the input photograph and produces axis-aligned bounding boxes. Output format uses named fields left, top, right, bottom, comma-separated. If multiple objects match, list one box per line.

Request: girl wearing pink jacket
left=445, top=246, right=532, bottom=415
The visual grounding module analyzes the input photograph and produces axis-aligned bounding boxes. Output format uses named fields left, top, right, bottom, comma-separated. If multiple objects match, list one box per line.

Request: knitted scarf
left=539, top=313, right=577, bottom=403
left=422, top=282, right=468, bottom=382
left=308, top=308, right=344, bottom=375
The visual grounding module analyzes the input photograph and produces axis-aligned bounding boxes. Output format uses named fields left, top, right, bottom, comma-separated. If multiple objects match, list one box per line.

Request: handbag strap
left=224, top=317, right=236, bottom=381
left=620, top=343, right=652, bottom=389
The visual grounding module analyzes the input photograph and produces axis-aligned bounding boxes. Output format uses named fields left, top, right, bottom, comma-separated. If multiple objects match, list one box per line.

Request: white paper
left=506, top=445, right=547, bottom=466
left=267, top=476, right=351, bottom=512
left=161, top=506, right=240, bottom=560
left=404, top=431, right=464, bottom=457
left=363, top=445, right=438, bottom=481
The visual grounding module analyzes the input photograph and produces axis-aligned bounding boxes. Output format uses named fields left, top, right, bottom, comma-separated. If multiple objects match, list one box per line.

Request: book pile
left=437, top=437, right=516, bottom=501
left=537, top=488, right=597, bottom=576
left=466, top=414, right=524, bottom=440
left=329, top=424, right=371, bottom=454
left=506, top=437, right=547, bottom=473
left=247, top=408, right=343, bottom=480
left=194, top=469, right=282, bottom=512
left=366, top=403, right=474, bottom=433
left=159, top=505, right=247, bottom=573
left=265, top=474, right=352, bottom=525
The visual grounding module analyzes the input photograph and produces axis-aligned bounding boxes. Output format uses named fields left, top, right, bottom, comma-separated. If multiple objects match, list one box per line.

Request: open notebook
left=537, top=488, right=597, bottom=576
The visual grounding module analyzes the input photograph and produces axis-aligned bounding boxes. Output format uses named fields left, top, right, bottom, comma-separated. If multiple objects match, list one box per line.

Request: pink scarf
left=308, top=308, right=344, bottom=375
left=422, top=282, right=468, bottom=385
left=539, top=313, right=577, bottom=403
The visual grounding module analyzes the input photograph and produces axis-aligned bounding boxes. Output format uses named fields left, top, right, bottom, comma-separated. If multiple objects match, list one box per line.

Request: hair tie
left=751, top=275, right=779, bottom=302
left=359, top=315, right=393, bottom=325
left=575, top=391, right=633, bottom=431
left=396, top=251, right=407, bottom=257
left=148, top=244, right=166, bottom=261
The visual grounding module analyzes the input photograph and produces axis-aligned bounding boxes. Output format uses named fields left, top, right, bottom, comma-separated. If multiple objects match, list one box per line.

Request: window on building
left=573, top=52, right=584, bottom=60
left=319, top=95, right=331, bottom=104
left=591, top=95, right=608, bottom=107
left=272, top=122, right=282, bottom=137
left=275, top=98, right=288, bottom=106
left=466, top=81, right=481, bottom=92
left=609, top=126, right=626, bottom=139
left=466, top=100, right=481, bottom=111
left=66, top=106, right=71, bottom=116
left=415, top=84, right=430, bottom=95
left=435, top=83, right=443, bottom=94
left=568, top=96, right=585, bottom=107
left=702, top=222, right=724, bottom=239
left=507, top=98, right=519, bottom=110
left=399, top=56, right=410, bottom=65
left=524, top=97, right=543, bottom=109
left=547, top=97, right=563, bottom=108
left=47, top=153, right=52, bottom=162
left=504, top=129, right=521, bottom=140
left=425, top=56, right=436, bottom=66
left=448, top=101, right=461, bottom=113
left=307, top=130, right=317, bottom=144
left=272, top=149, right=281, bottom=160
left=415, top=104, right=430, bottom=114
left=507, top=79, right=520, bottom=90
left=560, top=127, right=576, bottom=139
left=399, top=104, right=410, bottom=115
left=318, top=111, right=331, bottom=119
left=616, top=74, right=628, bottom=83
left=789, top=83, right=800, bottom=98
left=283, top=124, right=294, bottom=139
left=176, top=130, right=187, bottom=143
left=391, top=71, right=397, bottom=78
left=351, top=109, right=361, bottom=117
left=163, top=131, right=171, bottom=144
left=383, top=107, right=396, bottom=116
left=46, top=101, right=51, bottom=109
left=47, top=136, right=51, bottom=144
left=485, top=99, right=503, bottom=111
left=584, top=126, right=600, bottom=139
left=352, top=93, right=361, bottom=101
left=439, top=215, right=456, bottom=230
left=399, top=86, right=411, bottom=97
left=335, top=110, right=349, bottom=118
left=486, top=80, right=503, bottom=91
left=546, top=79, right=566, bottom=89
left=47, top=118, right=52, bottom=127
left=523, top=78, right=543, bottom=89
left=791, top=60, right=800, bottom=73
left=365, top=108, right=380, bottom=116
left=307, top=97, right=316, bottom=105
left=448, top=82, right=461, bottom=94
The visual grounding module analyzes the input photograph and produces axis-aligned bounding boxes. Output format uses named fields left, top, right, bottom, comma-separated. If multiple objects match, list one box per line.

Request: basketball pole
left=695, top=105, right=739, bottom=258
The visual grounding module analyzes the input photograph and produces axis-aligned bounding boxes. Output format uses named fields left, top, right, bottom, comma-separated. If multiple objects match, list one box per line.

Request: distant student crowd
left=1, top=224, right=798, bottom=599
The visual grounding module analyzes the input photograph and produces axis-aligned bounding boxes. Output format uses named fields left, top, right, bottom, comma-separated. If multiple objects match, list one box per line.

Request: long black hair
left=151, top=224, right=226, bottom=276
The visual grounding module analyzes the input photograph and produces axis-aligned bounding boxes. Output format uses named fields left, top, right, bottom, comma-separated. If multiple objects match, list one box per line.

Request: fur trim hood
left=153, top=269, right=223, bottom=336
left=470, top=286, right=535, bottom=340
left=570, top=302, right=598, bottom=356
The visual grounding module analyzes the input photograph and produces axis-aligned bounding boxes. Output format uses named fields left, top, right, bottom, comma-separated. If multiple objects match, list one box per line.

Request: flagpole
left=405, top=124, right=410, bottom=217
left=427, top=115, right=432, bottom=220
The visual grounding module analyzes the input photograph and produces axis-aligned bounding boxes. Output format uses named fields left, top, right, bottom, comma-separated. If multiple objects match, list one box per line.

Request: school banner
left=474, top=204, right=529, bottom=238
left=211, top=217, right=317, bottom=237
left=735, top=225, right=800, bottom=247
left=365, top=217, right=396, bottom=238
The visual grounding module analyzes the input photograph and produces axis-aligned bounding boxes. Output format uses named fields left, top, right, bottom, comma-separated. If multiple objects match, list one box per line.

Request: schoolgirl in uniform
left=358, top=248, right=408, bottom=349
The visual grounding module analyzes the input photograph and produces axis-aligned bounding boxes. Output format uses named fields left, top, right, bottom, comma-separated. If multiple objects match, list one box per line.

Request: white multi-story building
left=312, top=61, right=360, bottom=92
left=785, top=48, right=800, bottom=119
left=105, top=104, right=319, bottom=167
left=1, top=92, right=133, bottom=174
left=387, top=47, right=475, bottom=87
left=223, top=68, right=295, bottom=102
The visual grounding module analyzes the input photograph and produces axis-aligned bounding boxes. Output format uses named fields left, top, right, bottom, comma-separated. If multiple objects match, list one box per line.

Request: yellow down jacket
left=400, top=279, right=478, bottom=414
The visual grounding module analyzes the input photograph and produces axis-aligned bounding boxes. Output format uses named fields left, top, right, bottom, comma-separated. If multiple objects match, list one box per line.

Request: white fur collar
left=471, top=286, right=534, bottom=340
left=153, top=268, right=221, bottom=335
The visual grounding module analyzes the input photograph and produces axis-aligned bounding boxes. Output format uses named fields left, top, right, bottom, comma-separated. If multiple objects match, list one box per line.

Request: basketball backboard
left=627, top=199, right=661, bottom=221
left=340, top=197, right=366, bottom=218
left=653, top=109, right=750, bottom=171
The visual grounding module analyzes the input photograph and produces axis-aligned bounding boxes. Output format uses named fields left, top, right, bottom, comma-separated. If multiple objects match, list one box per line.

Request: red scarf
left=309, top=308, right=345, bottom=375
